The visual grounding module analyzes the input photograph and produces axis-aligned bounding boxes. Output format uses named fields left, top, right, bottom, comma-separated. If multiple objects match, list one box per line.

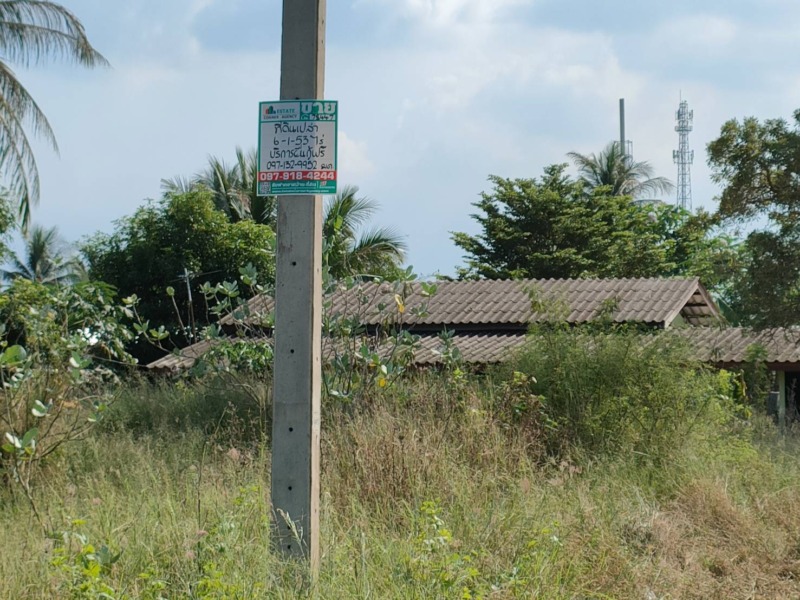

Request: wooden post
left=271, top=0, right=325, bottom=571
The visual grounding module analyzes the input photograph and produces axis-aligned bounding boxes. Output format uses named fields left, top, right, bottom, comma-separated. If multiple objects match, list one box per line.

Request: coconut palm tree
left=2, top=223, right=77, bottom=283
left=568, top=142, right=674, bottom=199
left=323, top=185, right=407, bottom=279
left=165, top=157, right=405, bottom=279
left=0, top=1, right=107, bottom=230
left=163, top=148, right=277, bottom=226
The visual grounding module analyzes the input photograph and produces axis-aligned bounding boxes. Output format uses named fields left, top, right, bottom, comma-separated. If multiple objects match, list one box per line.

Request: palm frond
left=1, top=250, right=32, bottom=281
left=0, top=2, right=107, bottom=230
left=161, top=175, right=197, bottom=195
left=2, top=222, right=76, bottom=283
left=569, top=142, right=674, bottom=199
left=324, top=185, right=378, bottom=236
left=0, top=1, right=108, bottom=67
left=349, top=226, right=407, bottom=259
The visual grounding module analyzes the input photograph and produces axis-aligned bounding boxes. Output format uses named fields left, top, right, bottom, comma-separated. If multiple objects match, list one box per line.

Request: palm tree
left=165, top=158, right=405, bottom=279
left=0, top=1, right=107, bottom=230
left=323, top=185, right=407, bottom=279
left=162, top=147, right=277, bottom=226
left=2, top=223, right=77, bottom=283
left=568, top=142, right=674, bottom=199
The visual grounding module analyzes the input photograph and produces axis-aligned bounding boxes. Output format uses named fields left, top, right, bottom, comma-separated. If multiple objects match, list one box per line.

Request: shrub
left=503, top=327, right=729, bottom=460
left=0, top=280, right=136, bottom=511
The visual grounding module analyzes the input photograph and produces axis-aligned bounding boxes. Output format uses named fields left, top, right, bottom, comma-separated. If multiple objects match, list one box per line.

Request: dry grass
left=1, top=378, right=800, bottom=598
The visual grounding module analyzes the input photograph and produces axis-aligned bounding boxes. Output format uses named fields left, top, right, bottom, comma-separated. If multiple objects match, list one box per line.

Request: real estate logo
left=261, top=103, right=299, bottom=121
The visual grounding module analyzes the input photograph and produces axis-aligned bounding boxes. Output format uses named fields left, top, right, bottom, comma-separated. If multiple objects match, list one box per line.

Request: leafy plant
left=50, top=519, right=122, bottom=599
left=322, top=269, right=434, bottom=405
left=405, top=500, right=485, bottom=598
left=0, top=280, right=136, bottom=517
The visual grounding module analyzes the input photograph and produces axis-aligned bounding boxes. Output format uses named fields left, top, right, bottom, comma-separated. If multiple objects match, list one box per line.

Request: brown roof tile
left=676, top=327, right=800, bottom=367
left=153, top=278, right=723, bottom=373
left=221, top=277, right=719, bottom=329
left=146, top=332, right=528, bottom=373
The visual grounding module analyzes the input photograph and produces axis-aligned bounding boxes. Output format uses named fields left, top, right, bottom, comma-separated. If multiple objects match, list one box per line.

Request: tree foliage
left=323, top=185, right=406, bottom=280
left=0, top=278, right=136, bottom=499
left=2, top=223, right=78, bottom=284
left=0, top=1, right=107, bottom=229
left=167, top=150, right=407, bottom=280
left=452, top=165, right=735, bottom=288
left=161, top=147, right=276, bottom=226
left=708, top=109, right=800, bottom=325
left=568, top=142, right=674, bottom=199
left=80, top=189, right=276, bottom=354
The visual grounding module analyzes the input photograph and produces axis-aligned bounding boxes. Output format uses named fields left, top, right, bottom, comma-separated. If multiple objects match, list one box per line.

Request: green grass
left=2, top=365, right=800, bottom=598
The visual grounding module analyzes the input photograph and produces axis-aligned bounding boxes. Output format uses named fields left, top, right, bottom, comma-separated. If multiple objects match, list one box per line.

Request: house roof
left=678, top=327, right=800, bottom=370
left=146, top=332, right=530, bottom=374
left=148, top=277, right=722, bottom=373
left=220, top=277, right=720, bottom=330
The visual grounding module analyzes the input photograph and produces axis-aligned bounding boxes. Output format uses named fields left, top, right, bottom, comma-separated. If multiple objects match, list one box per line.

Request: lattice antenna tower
left=673, top=99, right=694, bottom=210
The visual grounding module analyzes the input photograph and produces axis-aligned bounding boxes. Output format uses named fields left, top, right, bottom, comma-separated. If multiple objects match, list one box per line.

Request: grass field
left=2, top=334, right=800, bottom=598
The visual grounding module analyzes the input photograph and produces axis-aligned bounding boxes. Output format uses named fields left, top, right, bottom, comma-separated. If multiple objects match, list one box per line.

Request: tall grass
left=1, top=333, right=800, bottom=598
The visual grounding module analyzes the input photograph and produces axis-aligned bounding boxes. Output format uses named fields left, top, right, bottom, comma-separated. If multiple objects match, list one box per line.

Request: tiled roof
left=220, top=277, right=719, bottom=330
left=405, top=333, right=528, bottom=365
left=147, top=332, right=528, bottom=373
left=676, top=327, right=800, bottom=367
left=146, top=336, right=271, bottom=373
left=146, top=326, right=800, bottom=374
left=150, top=278, right=723, bottom=373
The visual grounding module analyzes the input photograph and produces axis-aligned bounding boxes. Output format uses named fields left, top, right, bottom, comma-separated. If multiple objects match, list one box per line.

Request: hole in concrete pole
left=288, top=486, right=293, bottom=491
left=289, top=427, right=294, bottom=432
left=292, top=261, right=297, bottom=266
left=290, top=349, right=295, bottom=354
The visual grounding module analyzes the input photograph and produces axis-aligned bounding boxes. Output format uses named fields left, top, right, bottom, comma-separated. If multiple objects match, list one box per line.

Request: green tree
left=568, top=142, right=674, bottom=199
left=162, top=147, right=277, bottom=226
left=707, top=109, right=800, bottom=325
left=81, top=189, right=276, bottom=358
left=0, top=1, right=107, bottom=229
left=168, top=150, right=407, bottom=280
left=323, top=185, right=407, bottom=280
left=452, top=165, right=735, bottom=288
left=2, top=223, right=77, bottom=283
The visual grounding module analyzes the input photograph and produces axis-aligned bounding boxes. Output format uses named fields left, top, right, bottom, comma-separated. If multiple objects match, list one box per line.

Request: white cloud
left=119, top=65, right=181, bottom=92
left=364, top=0, right=531, bottom=27
left=338, top=131, right=375, bottom=182
left=650, top=14, right=738, bottom=57
left=189, top=0, right=218, bottom=18
left=23, top=0, right=800, bottom=277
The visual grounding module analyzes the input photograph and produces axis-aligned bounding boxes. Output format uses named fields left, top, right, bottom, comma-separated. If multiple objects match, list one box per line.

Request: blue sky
left=20, top=0, right=800, bottom=276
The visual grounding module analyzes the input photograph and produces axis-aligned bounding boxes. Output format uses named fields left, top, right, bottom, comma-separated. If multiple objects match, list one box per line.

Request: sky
left=19, top=0, right=800, bottom=277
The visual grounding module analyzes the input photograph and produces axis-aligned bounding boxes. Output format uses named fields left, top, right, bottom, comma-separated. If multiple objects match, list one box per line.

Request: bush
left=502, top=327, right=730, bottom=460
left=0, top=280, right=137, bottom=517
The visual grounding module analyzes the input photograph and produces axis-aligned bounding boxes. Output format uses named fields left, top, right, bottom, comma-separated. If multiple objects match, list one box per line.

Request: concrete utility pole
left=271, top=0, right=326, bottom=571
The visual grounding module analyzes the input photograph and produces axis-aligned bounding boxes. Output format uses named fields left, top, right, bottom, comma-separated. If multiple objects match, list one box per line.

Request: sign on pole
left=257, top=100, right=338, bottom=196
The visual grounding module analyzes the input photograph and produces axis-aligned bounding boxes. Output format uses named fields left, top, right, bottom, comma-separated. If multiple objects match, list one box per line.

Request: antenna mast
left=618, top=98, right=633, bottom=158
left=673, top=99, right=694, bottom=210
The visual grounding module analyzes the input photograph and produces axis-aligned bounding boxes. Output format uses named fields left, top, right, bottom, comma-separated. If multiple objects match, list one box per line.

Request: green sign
left=257, top=100, right=338, bottom=196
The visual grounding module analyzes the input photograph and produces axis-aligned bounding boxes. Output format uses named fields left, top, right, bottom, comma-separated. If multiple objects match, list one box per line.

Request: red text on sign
left=258, top=171, right=337, bottom=182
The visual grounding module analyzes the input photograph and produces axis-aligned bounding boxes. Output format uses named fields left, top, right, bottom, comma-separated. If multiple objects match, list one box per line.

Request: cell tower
left=673, top=99, right=694, bottom=210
